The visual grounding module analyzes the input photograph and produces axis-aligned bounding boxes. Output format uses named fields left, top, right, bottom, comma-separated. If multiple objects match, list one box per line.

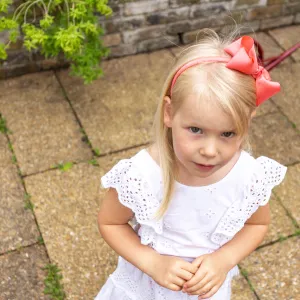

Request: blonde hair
left=152, top=26, right=257, bottom=219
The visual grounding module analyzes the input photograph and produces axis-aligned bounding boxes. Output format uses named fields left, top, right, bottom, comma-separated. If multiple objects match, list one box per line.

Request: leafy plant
left=43, top=263, right=66, bottom=299
left=54, top=161, right=74, bottom=171
left=0, top=0, right=112, bottom=84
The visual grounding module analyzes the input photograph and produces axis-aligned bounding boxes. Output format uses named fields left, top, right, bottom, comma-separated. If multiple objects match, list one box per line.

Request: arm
left=213, top=203, right=271, bottom=270
left=98, top=188, right=160, bottom=276
left=182, top=203, right=271, bottom=297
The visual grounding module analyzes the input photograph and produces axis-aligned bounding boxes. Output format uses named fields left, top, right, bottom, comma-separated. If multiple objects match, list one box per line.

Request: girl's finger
left=172, top=276, right=185, bottom=288
left=197, top=284, right=219, bottom=299
left=186, top=275, right=212, bottom=293
left=192, top=256, right=205, bottom=268
left=185, top=270, right=208, bottom=288
left=168, top=283, right=182, bottom=292
left=193, top=280, right=215, bottom=296
left=181, top=261, right=198, bottom=274
left=177, top=268, right=194, bottom=281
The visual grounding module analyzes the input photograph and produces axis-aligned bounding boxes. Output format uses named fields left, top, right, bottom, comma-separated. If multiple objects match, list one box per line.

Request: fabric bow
left=224, top=36, right=281, bottom=106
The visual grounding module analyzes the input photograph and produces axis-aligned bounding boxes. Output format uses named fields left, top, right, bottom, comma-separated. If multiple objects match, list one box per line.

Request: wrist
left=212, top=248, right=236, bottom=271
left=140, top=247, right=161, bottom=277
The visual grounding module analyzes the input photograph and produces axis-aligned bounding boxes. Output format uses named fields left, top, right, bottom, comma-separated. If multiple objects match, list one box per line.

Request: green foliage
left=43, top=264, right=66, bottom=299
left=88, top=158, right=99, bottom=166
left=94, top=147, right=100, bottom=156
left=0, top=0, right=113, bottom=84
left=24, top=193, right=35, bottom=211
left=0, top=115, right=9, bottom=133
left=55, top=161, right=74, bottom=171
left=38, top=235, right=45, bottom=245
left=0, top=0, right=12, bottom=13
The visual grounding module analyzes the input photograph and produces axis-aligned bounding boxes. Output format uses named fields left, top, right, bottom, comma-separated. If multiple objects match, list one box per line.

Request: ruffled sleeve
left=101, top=159, right=163, bottom=247
left=210, top=156, right=287, bottom=246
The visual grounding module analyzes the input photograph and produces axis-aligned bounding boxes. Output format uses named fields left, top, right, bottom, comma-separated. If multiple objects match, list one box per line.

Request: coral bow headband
left=170, top=35, right=281, bottom=106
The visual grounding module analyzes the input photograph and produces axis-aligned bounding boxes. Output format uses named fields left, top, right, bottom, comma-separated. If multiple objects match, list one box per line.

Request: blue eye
left=222, top=132, right=235, bottom=138
left=189, top=127, right=203, bottom=134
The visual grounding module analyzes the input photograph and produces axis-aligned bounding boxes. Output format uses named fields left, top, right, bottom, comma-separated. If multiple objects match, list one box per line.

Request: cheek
left=172, top=131, right=191, bottom=159
left=223, top=140, right=242, bottom=157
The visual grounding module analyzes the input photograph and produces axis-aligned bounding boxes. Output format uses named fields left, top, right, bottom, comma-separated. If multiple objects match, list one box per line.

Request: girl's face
left=164, top=94, right=246, bottom=185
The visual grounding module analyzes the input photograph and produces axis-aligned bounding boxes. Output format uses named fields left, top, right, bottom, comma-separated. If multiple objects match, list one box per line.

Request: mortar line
left=272, top=191, right=299, bottom=229
left=269, top=98, right=300, bottom=132
left=266, top=29, right=297, bottom=63
left=53, top=70, right=97, bottom=157
left=22, top=142, right=152, bottom=178
left=0, top=113, right=51, bottom=262
left=237, top=265, right=261, bottom=300
left=0, top=240, right=42, bottom=257
left=256, top=232, right=300, bottom=251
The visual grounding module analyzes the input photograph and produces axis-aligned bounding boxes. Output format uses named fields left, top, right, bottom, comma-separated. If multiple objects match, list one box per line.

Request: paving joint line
left=286, top=160, right=300, bottom=167
left=269, top=98, right=299, bottom=133
left=272, top=191, right=299, bottom=229
left=252, top=111, right=279, bottom=120
left=53, top=70, right=98, bottom=157
left=0, top=113, right=51, bottom=262
left=0, top=240, right=43, bottom=257
left=266, top=28, right=297, bottom=63
left=237, top=265, right=261, bottom=300
left=256, top=231, right=300, bottom=251
left=96, top=141, right=152, bottom=158
left=22, top=142, right=152, bottom=178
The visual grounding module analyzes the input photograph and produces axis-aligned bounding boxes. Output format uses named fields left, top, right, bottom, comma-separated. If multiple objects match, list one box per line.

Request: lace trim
left=210, top=157, right=287, bottom=246
left=101, top=159, right=163, bottom=246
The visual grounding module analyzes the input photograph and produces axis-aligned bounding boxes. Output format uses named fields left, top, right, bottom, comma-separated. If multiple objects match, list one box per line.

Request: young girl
left=95, top=28, right=287, bottom=300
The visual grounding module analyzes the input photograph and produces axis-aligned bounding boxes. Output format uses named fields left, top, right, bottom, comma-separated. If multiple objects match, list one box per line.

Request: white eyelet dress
left=95, top=149, right=287, bottom=300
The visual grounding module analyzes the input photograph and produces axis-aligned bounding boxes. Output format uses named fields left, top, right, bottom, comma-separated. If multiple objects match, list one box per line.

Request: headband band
left=169, top=36, right=281, bottom=106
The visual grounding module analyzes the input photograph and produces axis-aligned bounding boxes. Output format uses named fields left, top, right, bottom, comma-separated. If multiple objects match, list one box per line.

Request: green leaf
left=78, top=21, right=97, bottom=35
left=22, top=24, right=47, bottom=51
left=54, top=25, right=84, bottom=55
left=0, top=0, right=13, bottom=13
left=40, top=14, right=54, bottom=29
left=0, top=17, right=18, bottom=30
left=9, top=29, right=19, bottom=43
left=96, top=0, right=113, bottom=16
left=0, top=43, right=7, bottom=59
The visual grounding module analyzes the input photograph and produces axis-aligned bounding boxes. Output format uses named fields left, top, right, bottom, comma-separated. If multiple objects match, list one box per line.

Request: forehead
left=177, top=94, right=235, bottom=130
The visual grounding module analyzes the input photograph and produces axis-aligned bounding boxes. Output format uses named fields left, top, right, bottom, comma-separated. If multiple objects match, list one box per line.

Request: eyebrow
left=187, top=122, right=236, bottom=132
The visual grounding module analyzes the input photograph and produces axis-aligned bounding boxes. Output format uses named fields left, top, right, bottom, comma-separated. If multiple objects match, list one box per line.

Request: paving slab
left=0, top=244, right=51, bottom=300
left=56, top=49, right=175, bottom=155
left=268, top=63, right=300, bottom=129
left=269, top=25, right=300, bottom=62
left=273, top=163, right=300, bottom=225
left=0, top=133, right=39, bottom=254
left=262, top=194, right=296, bottom=245
left=239, top=236, right=300, bottom=299
left=249, top=112, right=300, bottom=166
left=24, top=146, right=144, bottom=299
left=254, top=99, right=278, bottom=117
left=231, top=273, right=257, bottom=300
left=0, top=71, right=93, bottom=176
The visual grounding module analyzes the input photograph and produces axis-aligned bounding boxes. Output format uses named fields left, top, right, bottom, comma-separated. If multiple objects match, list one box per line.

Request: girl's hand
left=182, top=252, right=231, bottom=299
left=148, top=254, right=198, bottom=291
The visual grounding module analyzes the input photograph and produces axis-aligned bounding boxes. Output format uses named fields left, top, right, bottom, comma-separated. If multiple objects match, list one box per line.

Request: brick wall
left=1, top=0, right=300, bottom=79
left=102, top=0, right=300, bottom=57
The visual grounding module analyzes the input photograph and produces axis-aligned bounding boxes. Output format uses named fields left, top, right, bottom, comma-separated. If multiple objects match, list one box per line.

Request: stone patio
left=0, top=25, right=299, bottom=299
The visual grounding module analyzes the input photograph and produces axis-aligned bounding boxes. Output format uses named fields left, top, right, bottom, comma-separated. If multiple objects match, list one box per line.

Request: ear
left=163, top=96, right=172, bottom=128
left=250, top=109, right=256, bottom=119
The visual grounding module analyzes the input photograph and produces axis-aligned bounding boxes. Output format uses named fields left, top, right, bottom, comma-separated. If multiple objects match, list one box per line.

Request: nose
left=199, top=138, right=217, bottom=158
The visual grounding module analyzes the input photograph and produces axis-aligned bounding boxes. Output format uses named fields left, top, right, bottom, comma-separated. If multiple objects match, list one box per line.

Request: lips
left=197, top=163, right=214, bottom=167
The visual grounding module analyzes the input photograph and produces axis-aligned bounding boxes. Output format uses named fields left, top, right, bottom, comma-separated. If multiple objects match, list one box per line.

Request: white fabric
left=95, top=149, right=287, bottom=300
